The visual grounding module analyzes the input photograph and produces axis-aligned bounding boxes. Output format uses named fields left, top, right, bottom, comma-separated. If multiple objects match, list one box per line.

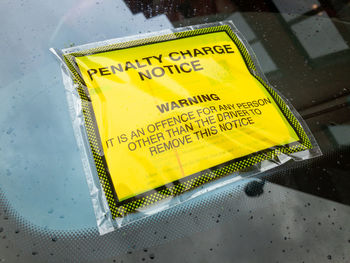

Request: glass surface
left=0, top=0, right=349, bottom=262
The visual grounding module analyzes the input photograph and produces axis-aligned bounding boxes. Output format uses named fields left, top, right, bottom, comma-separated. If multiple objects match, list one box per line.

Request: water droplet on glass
left=6, top=127, right=14, bottom=134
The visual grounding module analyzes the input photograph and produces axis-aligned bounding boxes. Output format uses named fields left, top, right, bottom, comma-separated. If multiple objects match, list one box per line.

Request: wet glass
left=1, top=0, right=349, bottom=262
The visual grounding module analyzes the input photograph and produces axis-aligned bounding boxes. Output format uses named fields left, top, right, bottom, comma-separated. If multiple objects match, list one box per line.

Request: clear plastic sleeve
left=50, top=21, right=322, bottom=235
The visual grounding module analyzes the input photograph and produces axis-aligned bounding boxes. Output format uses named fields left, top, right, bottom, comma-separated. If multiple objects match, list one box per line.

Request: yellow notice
left=75, top=31, right=300, bottom=201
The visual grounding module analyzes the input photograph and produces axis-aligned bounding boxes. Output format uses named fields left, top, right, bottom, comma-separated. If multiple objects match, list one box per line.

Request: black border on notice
left=68, top=27, right=310, bottom=217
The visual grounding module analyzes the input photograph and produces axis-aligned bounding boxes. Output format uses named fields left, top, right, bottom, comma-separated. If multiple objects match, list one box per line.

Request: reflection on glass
left=272, top=0, right=322, bottom=21
left=328, top=124, right=350, bottom=146
left=273, top=0, right=349, bottom=59
left=0, top=0, right=172, bottom=230
left=291, top=15, right=348, bottom=59
left=227, top=12, right=277, bottom=73
left=226, top=12, right=256, bottom=41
